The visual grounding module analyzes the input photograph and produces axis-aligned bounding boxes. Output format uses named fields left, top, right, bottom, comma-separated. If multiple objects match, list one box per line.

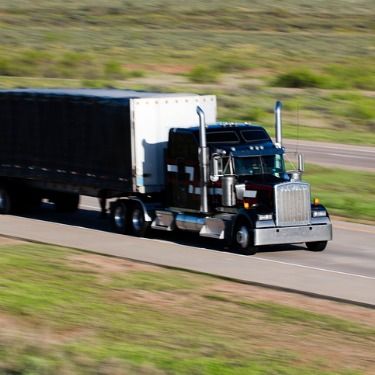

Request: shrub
left=330, top=94, right=375, bottom=123
left=128, top=70, right=145, bottom=78
left=324, top=64, right=375, bottom=91
left=273, top=69, right=324, bottom=88
left=0, top=58, right=13, bottom=76
left=187, top=65, right=220, bottom=83
left=212, top=54, right=251, bottom=73
left=81, top=79, right=115, bottom=88
left=239, top=107, right=266, bottom=122
left=104, top=60, right=126, bottom=80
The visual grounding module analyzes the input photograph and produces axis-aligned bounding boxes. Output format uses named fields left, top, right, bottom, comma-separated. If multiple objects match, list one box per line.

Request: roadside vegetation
left=1, top=242, right=374, bottom=375
left=0, top=0, right=374, bottom=145
left=301, top=164, right=375, bottom=222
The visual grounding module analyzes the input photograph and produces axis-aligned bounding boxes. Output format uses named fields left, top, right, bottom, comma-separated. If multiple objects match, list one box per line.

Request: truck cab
left=152, top=103, right=332, bottom=254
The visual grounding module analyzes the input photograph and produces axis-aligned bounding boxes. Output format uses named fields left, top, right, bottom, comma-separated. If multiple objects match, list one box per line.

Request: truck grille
left=274, top=182, right=311, bottom=227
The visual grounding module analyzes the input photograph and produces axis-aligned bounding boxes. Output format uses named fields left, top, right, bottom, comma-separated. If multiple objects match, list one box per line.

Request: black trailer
left=0, top=89, right=216, bottom=213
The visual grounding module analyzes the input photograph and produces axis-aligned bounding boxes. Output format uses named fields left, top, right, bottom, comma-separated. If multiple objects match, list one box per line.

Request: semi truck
left=0, top=89, right=332, bottom=254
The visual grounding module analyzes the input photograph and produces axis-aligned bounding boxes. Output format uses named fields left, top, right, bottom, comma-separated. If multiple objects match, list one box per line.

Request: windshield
left=234, top=154, right=286, bottom=178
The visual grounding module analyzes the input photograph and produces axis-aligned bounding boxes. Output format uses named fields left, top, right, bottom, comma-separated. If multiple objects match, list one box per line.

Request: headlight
left=257, top=214, right=273, bottom=221
left=312, top=210, right=327, bottom=217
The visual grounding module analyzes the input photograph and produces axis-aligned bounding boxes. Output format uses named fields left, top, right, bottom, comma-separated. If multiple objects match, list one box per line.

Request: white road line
left=253, top=256, right=375, bottom=280
left=78, top=203, right=374, bottom=279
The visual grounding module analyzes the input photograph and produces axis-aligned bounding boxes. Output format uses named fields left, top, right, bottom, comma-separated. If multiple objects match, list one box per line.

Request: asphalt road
left=0, top=197, right=374, bottom=307
left=283, top=139, right=375, bottom=172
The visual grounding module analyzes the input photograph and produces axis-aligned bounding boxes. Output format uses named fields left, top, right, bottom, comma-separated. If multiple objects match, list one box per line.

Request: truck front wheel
left=306, top=241, right=327, bottom=252
left=232, top=222, right=257, bottom=255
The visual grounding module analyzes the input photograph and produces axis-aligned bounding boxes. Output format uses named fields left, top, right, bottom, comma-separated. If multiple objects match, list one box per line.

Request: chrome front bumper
left=254, top=218, right=332, bottom=246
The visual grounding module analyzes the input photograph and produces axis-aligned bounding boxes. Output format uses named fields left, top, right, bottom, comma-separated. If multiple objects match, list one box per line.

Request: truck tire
left=306, top=241, right=327, bottom=252
left=110, top=201, right=129, bottom=234
left=54, top=193, right=80, bottom=212
left=0, top=187, right=12, bottom=214
left=0, top=185, right=37, bottom=214
left=130, top=204, right=149, bottom=237
left=232, top=221, right=257, bottom=255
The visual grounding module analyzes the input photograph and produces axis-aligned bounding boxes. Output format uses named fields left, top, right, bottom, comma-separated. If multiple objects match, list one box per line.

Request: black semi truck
left=0, top=89, right=332, bottom=254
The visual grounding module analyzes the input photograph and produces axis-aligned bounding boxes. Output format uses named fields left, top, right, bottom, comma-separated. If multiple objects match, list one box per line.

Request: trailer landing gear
left=99, top=197, right=107, bottom=218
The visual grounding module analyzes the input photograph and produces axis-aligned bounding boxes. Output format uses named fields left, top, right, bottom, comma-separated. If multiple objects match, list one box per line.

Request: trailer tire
left=306, top=241, right=327, bottom=252
left=20, top=190, right=42, bottom=212
left=130, top=204, right=149, bottom=237
left=110, top=201, right=129, bottom=234
left=232, top=220, right=257, bottom=255
left=0, top=186, right=12, bottom=214
left=54, top=193, right=80, bottom=212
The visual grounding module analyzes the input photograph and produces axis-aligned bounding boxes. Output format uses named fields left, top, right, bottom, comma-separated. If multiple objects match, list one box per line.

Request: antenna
left=296, top=103, right=300, bottom=154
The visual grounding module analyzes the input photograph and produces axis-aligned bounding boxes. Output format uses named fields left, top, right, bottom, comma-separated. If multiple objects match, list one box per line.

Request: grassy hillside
left=1, top=242, right=374, bottom=374
left=0, top=0, right=374, bottom=144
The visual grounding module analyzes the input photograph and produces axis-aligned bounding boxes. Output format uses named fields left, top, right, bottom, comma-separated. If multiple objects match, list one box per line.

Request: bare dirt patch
left=69, top=252, right=375, bottom=326
left=209, top=281, right=375, bottom=326
left=0, top=236, right=26, bottom=246
left=109, top=289, right=194, bottom=315
left=68, top=253, right=160, bottom=274
left=0, top=311, right=93, bottom=347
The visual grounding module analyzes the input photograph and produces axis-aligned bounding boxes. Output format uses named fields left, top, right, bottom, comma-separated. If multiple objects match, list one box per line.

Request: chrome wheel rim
left=236, top=225, right=249, bottom=249
left=0, top=190, right=6, bottom=211
left=114, top=205, right=125, bottom=229
left=131, top=208, right=144, bottom=232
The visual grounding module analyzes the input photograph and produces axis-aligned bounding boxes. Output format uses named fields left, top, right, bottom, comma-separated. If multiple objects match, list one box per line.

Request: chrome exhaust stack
left=196, top=106, right=209, bottom=214
left=275, top=101, right=282, bottom=148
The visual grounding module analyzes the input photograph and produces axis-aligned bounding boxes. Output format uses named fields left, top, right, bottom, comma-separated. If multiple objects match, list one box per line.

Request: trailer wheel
left=232, top=221, right=257, bottom=255
left=54, top=193, right=80, bottom=212
left=306, top=241, right=327, bottom=252
left=110, top=201, right=129, bottom=234
left=0, top=187, right=12, bottom=214
left=130, top=204, right=149, bottom=237
left=21, top=190, right=42, bottom=212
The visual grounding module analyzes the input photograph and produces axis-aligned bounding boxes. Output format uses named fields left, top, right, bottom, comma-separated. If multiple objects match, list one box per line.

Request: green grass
left=0, top=243, right=374, bottom=374
left=272, top=64, right=375, bottom=91
left=187, top=65, right=221, bottom=83
left=205, top=295, right=374, bottom=337
left=296, top=164, right=375, bottom=221
left=0, top=0, right=374, bottom=145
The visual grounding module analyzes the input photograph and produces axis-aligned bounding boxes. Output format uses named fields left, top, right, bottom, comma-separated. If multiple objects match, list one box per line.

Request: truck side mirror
left=298, top=153, right=304, bottom=172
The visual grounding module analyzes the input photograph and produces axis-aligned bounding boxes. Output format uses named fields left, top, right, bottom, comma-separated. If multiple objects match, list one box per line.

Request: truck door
left=166, top=131, right=199, bottom=210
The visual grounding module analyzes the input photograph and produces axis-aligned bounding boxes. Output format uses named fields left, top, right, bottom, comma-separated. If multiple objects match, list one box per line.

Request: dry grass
left=1, top=242, right=374, bottom=374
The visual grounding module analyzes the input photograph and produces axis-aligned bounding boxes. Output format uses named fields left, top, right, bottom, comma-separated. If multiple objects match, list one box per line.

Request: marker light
left=313, top=198, right=320, bottom=206
left=244, top=202, right=250, bottom=209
